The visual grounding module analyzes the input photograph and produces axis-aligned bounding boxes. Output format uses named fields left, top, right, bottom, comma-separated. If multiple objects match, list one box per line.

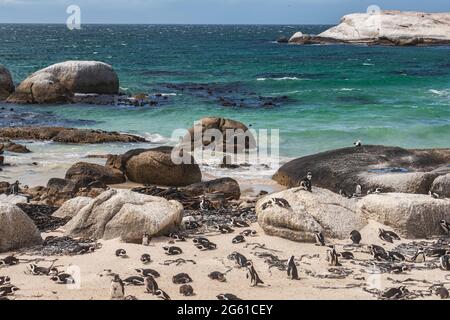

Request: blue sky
left=0, top=0, right=448, bottom=24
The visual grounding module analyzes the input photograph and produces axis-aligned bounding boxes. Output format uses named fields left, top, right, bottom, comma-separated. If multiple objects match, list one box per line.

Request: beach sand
left=1, top=220, right=446, bottom=300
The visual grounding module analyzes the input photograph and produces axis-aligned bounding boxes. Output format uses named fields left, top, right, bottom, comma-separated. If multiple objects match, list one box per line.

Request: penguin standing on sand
left=439, top=252, right=450, bottom=271
left=144, top=275, right=159, bottom=294
left=350, top=230, right=362, bottom=245
left=110, top=274, right=125, bottom=300
left=327, top=246, right=341, bottom=267
left=354, top=184, right=362, bottom=197
left=440, top=219, right=450, bottom=234
left=314, top=231, right=326, bottom=246
left=142, top=233, right=151, bottom=246
left=410, top=248, right=426, bottom=263
left=287, top=256, right=299, bottom=280
left=245, top=261, right=264, bottom=287
left=228, top=252, right=248, bottom=268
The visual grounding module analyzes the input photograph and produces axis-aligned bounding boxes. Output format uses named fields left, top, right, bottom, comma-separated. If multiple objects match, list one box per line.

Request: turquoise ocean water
left=0, top=24, right=449, bottom=185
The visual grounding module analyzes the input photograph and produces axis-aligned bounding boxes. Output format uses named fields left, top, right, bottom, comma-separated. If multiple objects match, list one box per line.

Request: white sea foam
left=429, top=89, right=450, bottom=96
left=257, top=77, right=307, bottom=81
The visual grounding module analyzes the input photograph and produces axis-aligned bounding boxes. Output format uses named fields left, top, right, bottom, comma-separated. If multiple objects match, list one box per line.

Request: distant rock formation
left=7, top=60, right=119, bottom=104
left=289, top=11, right=450, bottom=46
left=0, top=65, right=14, bottom=101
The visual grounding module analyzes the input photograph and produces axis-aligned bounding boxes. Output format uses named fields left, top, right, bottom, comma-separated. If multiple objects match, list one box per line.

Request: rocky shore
left=288, top=11, right=450, bottom=46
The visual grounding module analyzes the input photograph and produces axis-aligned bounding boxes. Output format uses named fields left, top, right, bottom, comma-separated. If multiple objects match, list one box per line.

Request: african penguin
left=154, top=289, right=171, bottom=300
left=230, top=218, right=249, bottom=228
left=435, top=286, right=449, bottom=299
left=51, top=273, right=75, bottom=284
left=228, top=252, right=248, bottom=268
left=287, top=256, right=299, bottom=280
left=115, top=249, right=127, bottom=258
left=232, top=235, right=245, bottom=244
left=440, top=219, right=450, bottom=234
left=169, top=233, right=186, bottom=242
left=123, top=276, right=145, bottom=286
left=0, top=276, right=11, bottom=286
left=179, top=284, right=195, bottom=296
left=439, top=253, right=450, bottom=271
left=140, top=254, right=152, bottom=264
left=313, top=231, right=326, bottom=246
left=144, top=275, right=159, bottom=294
left=0, top=285, right=19, bottom=296
left=353, top=140, right=362, bottom=147
left=0, top=256, right=19, bottom=266
left=339, top=252, right=354, bottom=260
left=208, top=271, right=226, bottom=282
left=369, top=245, right=390, bottom=261
left=388, top=251, right=406, bottom=262
left=110, top=274, right=125, bottom=300
left=381, top=286, right=408, bottom=300
left=298, top=172, right=312, bottom=192
left=142, top=233, right=151, bottom=246
left=350, top=230, right=362, bottom=245
left=240, top=229, right=257, bottom=237
left=136, top=268, right=160, bottom=278
left=327, top=246, right=341, bottom=267
left=245, top=261, right=264, bottom=286
left=217, top=293, right=241, bottom=300
left=214, top=224, right=235, bottom=234
left=172, top=273, right=192, bottom=284
left=410, top=248, right=426, bottom=263
left=29, top=264, right=58, bottom=276
left=389, top=265, right=409, bottom=274
left=163, top=246, right=183, bottom=255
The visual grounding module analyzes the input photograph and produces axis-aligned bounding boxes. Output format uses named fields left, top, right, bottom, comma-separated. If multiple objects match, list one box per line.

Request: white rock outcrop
left=62, top=189, right=183, bottom=242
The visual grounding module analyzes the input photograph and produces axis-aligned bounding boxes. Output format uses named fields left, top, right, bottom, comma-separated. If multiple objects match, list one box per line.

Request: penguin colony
left=1, top=172, right=449, bottom=301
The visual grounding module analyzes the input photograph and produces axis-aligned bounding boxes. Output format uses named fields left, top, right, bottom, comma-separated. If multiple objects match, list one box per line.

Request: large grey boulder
left=430, top=174, right=450, bottom=198
left=65, top=162, right=126, bottom=185
left=109, top=146, right=201, bottom=187
left=63, top=189, right=183, bottom=242
left=273, top=145, right=450, bottom=194
left=52, top=197, right=94, bottom=219
left=7, top=61, right=119, bottom=104
left=182, top=117, right=256, bottom=153
left=256, top=187, right=366, bottom=242
left=358, top=193, right=450, bottom=238
left=0, top=203, right=42, bottom=252
left=0, top=65, right=14, bottom=100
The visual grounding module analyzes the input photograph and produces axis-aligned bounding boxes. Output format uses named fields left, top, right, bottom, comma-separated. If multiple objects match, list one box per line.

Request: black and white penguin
left=0, top=256, right=19, bottom=266
left=217, top=293, right=241, bottom=300
left=228, top=252, right=248, bottom=268
left=140, top=254, right=152, bottom=264
left=172, top=273, right=192, bottom=284
left=369, top=245, right=390, bottom=261
left=154, top=289, right=171, bottom=300
left=136, top=268, right=160, bottom=278
left=208, top=271, right=226, bottom=282
left=123, top=276, right=145, bottom=286
left=115, top=249, right=127, bottom=258
left=199, top=196, right=213, bottom=211
left=435, top=286, right=449, bottom=300
left=287, top=256, right=299, bottom=280
left=179, top=284, right=195, bottom=296
left=169, top=233, right=186, bottom=242
left=196, top=243, right=217, bottom=251
left=163, top=246, right=183, bottom=255
left=367, top=188, right=383, bottom=195
left=353, top=140, right=362, bottom=147
left=144, top=275, right=159, bottom=294
left=9, top=180, right=20, bottom=195
left=410, top=248, right=426, bottom=263
left=232, top=235, right=245, bottom=244
left=142, top=233, right=151, bottom=246
left=193, top=237, right=210, bottom=245
left=354, top=184, right=362, bottom=197
left=383, top=229, right=401, bottom=240
left=51, top=273, right=75, bottom=284
left=313, top=231, right=326, bottom=246
left=339, top=189, right=352, bottom=199
left=0, top=285, right=19, bottom=296
left=388, top=251, right=406, bottom=262
left=327, top=246, right=341, bottom=267
left=439, top=252, right=450, bottom=271
left=440, top=219, right=450, bottom=234
left=214, top=224, right=234, bottom=234
left=185, top=220, right=202, bottom=230
left=381, top=286, right=408, bottom=300
left=240, top=229, right=257, bottom=237
left=350, top=230, right=362, bottom=245
left=261, top=198, right=291, bottom=210
left=389, top=265, right=409, bottom=274
left=0, top=276, right=10, bottom=286
left=339, top=251, right=355, bottom=260
left=298, top=172, right=312, bottom=192
left=29, top=264, right=58, bottom=276
left=245, top=261, right=264, bottom=287
left=429, top=191, right=442, bottom=199
left=110, top=274, right=125, bottom=300
left=378, top=229, right=394, bottom=243
left=427, top=248, right=448, bottom=258
left=230, top=218, right=249, bottom=228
